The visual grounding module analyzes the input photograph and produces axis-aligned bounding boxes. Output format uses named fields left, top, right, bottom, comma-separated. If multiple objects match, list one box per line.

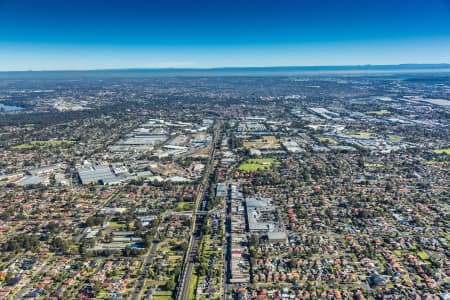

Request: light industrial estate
left=0, top=71, right=449, bottom=300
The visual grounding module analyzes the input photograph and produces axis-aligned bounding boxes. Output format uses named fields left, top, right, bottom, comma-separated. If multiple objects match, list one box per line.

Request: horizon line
left=2, top=63, right=450, bottom=73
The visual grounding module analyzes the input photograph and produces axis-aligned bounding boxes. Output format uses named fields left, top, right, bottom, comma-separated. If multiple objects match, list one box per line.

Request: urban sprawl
left=0, top=73, right=449, bottom=300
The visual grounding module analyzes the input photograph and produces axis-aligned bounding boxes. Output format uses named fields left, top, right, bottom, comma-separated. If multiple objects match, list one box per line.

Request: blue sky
left=1, top=0, right=450, bottom=70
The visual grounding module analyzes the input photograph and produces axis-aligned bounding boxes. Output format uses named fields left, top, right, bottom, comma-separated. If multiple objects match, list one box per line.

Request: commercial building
left=78, top=165, right=119, bottom=185
left=245, top=198, right=278, bottom=233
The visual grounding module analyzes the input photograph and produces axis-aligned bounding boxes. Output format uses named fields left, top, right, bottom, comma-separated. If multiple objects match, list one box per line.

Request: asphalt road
left=131, top=241, right=159, bottom=300
left=13, top=255, right=53, bottom=300
left=177, top=124, right=221, bottom=300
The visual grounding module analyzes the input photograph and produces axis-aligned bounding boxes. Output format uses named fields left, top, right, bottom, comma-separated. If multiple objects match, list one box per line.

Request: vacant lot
left=243, top=135, right=280, bottom=150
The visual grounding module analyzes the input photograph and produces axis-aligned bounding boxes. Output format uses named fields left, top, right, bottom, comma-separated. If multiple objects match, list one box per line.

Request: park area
left=365, top=109, right=391, bottom=116
left=318, top=136, right=338, bottom=144
left=345, top=131, right=377, bottom=139
left=434, top=148, right=450, bottom=155
left=238, top=158, right=279, bottom=171
left=13, top=139, right=75, bottom=150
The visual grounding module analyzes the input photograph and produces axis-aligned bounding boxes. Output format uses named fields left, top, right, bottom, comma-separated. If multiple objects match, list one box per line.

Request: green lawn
left=388, top=135, right=403, bottom=142
left=417, top=251, right=429, bottom=260
left=153, top=293, right=173, bottom=300
left=107, top=221, right=126, bottom=229
left=153, top=290, right=173, bottom=298
left=168, top=255, right=182, bottom=262
left=366, top=109, right=391, bottom=116
left=318, top=136, right=338, bottom=144
left=188, top=273, right=199, bottom=300
left=434, top=148, right=450, bottom=155
left=177, top=202, right=194, bottom=210
left=238, top=163, right=268, bottom=171
left=147, top=280, right=167, bottom=286
left=238, top=158, right=278, bottom=172
left=347, top=131, right=375, bottom=138
left=13, top=140, right=75, bottom=150
left=96, top=289, right=108, bottom=299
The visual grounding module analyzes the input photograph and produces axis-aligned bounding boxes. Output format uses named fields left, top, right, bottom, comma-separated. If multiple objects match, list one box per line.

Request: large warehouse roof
left=78, top=165, right=119, bottom=185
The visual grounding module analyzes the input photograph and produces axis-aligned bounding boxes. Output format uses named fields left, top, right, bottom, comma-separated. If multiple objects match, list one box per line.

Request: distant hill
left=1, top=64, right=450, bottom=79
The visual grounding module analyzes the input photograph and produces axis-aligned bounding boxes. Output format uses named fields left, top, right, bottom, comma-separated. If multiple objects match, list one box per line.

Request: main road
left=176, top=121, right=221, bottom=300
left=130, top=240, right=159, bottom=300
left=131, top=208, right=175, bottom=300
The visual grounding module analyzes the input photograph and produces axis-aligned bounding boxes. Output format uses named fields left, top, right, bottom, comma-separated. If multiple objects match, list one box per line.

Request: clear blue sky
left=1, top=0, right=450, bottom=70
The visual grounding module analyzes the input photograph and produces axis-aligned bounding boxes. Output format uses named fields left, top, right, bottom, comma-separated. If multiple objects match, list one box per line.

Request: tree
left=249, top=234, right=260, bottom=248
left=45, top=221, right=59, bottom=234
left=166, top=280, right=176, bottom=291
left=51, top=237, right=69, bottom=253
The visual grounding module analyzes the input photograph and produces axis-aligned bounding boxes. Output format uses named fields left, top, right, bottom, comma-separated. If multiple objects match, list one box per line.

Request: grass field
left=347, top=131, right=375, bottom=139
left=96, top=289, right=108, bottom=299
left=425, top=160, right=449, bottom=166
left=177, top=202, right=194, bottom=210
left=153, top=296, right=172, bottom=300
left=318, top=136, right=338, bottom=144
left=168, top=255, right=182, bottom=261
left=189, top=273, right=199, bottom=300
left=13, top=140, right=75, bottom=150
left=388, top=135, right=403, bottom=142
left=107, top=221, right=126, bottom=229
left=153, top=290, right=173, bottom=300
left=238, top=158, right=278, bottom=171
left=147, top=280, right=167, bottom=286
left=417, top=251, right=429, bottom=260
left=434, top=148, right=450, bottom=155
left=366, top=109, right=391, bottom=116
